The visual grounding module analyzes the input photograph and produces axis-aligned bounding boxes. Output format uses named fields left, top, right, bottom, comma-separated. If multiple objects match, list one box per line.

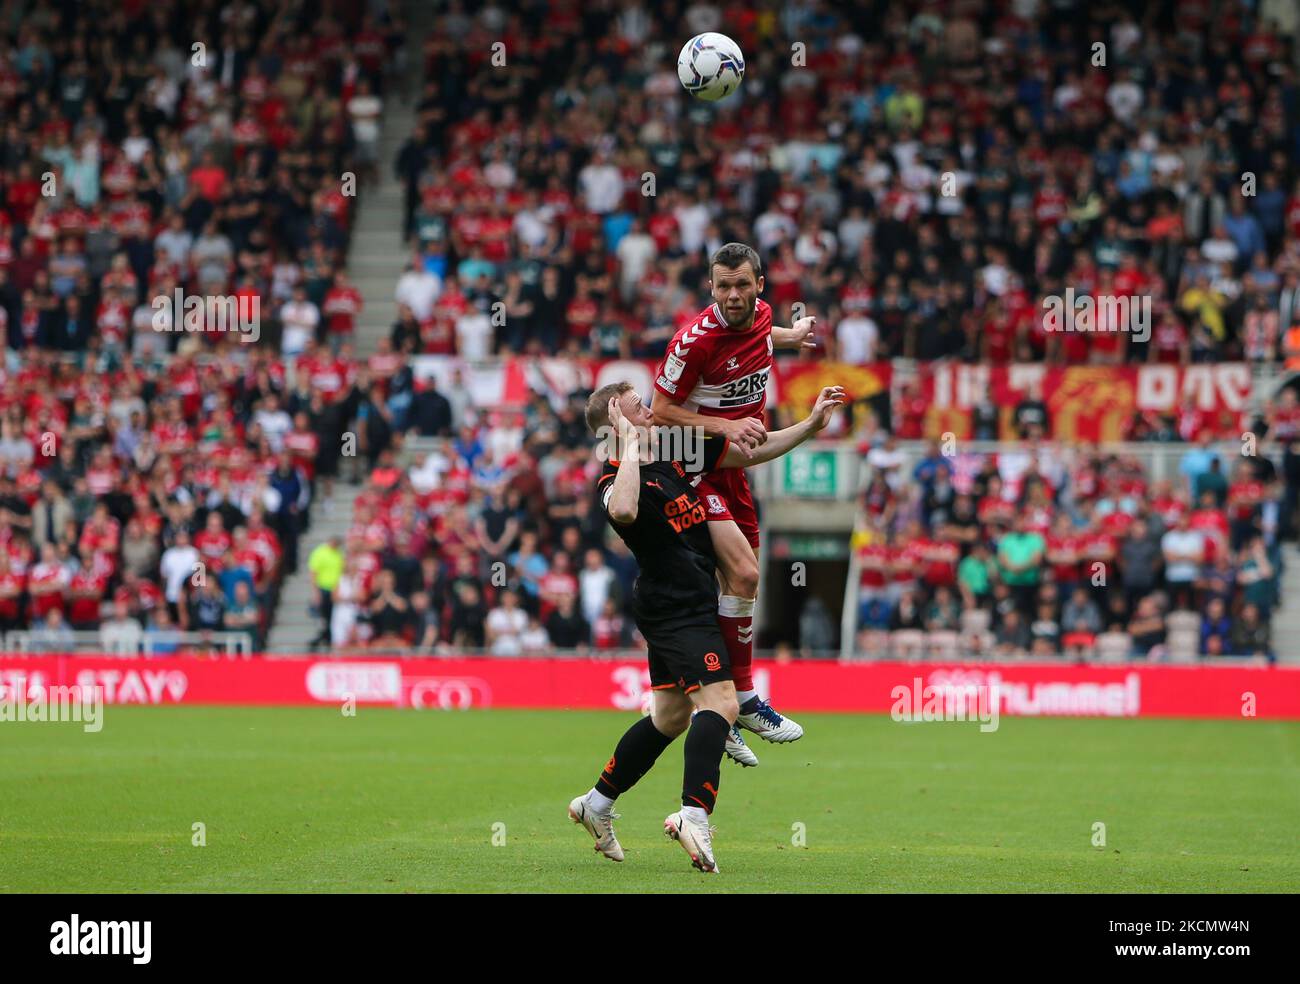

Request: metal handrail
left=1, top=630, right=254, bottom=657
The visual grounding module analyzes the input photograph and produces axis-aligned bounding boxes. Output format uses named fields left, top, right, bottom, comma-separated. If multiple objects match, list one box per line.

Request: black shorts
left=638, top=611, right=732, bottom=693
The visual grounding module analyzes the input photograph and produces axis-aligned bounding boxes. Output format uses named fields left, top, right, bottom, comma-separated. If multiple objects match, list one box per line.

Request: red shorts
left=695, top=468, right=760, bottom=549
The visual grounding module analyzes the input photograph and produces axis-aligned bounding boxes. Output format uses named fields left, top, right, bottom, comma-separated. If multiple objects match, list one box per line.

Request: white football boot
left=725, top=722, right=759, bottom=766
left=736, top=696, right=804, bottom=743
left=693, top=709, right=758, bottom=767
left=664, top=810, right=719, bottom=873
left=568, top=795, right=624, bottom=862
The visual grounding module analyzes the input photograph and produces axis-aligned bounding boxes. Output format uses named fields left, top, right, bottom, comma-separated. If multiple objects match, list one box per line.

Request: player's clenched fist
left=720, top=415, right=768, bottom=458
left=807, top=386, right=846, bottom=432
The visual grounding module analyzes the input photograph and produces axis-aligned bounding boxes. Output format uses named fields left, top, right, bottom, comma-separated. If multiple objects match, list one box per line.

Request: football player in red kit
left=650, top=242, right=816, bottom=766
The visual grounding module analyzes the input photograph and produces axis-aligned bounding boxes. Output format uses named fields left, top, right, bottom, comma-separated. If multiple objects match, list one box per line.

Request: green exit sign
left=783, top=449, right=837, bottom=497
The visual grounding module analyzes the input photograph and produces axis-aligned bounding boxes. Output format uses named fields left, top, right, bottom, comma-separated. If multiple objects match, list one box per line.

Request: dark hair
left=709, top=242, right=762, bottom=280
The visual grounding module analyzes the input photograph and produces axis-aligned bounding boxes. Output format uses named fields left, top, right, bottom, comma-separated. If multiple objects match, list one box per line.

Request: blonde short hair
left=584, top=381, right=634, bottom=436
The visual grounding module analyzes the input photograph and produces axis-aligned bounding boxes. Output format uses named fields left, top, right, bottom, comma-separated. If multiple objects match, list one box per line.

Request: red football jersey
left=652, top=298, right=774, bottom=420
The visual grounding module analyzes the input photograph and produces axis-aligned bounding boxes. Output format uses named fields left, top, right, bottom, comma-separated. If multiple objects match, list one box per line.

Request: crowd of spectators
left=335, top=0, right=1300, bottom=656
left=388, top=0, right=1300, bottom=385
left=6, top=0, right=1300, bottom=659
left=0, top=0, right=405, bottom=652
left=851, top=432, right=1285, bottom=661
left=309, top=390, right=647, bottom=653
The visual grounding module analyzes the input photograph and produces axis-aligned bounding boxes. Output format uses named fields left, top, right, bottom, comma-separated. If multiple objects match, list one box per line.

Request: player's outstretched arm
left=653, top=395, right=768, bottom=458
left=771, top=316, right=818, bottom=350
left=605, top=398, right=641, bottom=524
left=721, top=386, right=845, bottom=468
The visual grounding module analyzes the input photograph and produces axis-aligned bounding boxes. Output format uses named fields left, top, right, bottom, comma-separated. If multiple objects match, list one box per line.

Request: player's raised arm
left=603, top=398, right=641, bottom=525
left=720, top=386, right=845, bottom=469
left=652, top=396, right=768, bottom=458
left=771, top=315, right=818, bottom=350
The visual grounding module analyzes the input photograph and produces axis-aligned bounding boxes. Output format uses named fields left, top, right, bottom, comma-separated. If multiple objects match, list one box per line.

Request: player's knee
left=653, top=704, right=691, bottom=737
left=715, top=694, right=740, bottom=723
left=724, top=561, right=758, bottom=599
left=737, top=569, right=759, bottom=599
left=697, top=689, right=739, bottom=723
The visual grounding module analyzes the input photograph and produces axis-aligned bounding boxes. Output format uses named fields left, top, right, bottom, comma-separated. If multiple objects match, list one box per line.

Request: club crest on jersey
left=724, top=357, right=739, bottom=371
left=706, top=495, right=727, bottom=515
left=664, top=354, right=687, bottom=382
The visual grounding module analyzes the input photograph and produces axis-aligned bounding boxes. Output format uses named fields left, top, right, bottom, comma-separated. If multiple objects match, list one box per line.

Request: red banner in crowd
left=917, top=363, right=1253, bottom=442
left=1, top=656, right=1294, bottom=719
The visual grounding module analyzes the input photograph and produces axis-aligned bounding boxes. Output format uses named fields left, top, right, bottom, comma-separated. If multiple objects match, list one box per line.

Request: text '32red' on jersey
left=652, top=298, right=773, bottom=419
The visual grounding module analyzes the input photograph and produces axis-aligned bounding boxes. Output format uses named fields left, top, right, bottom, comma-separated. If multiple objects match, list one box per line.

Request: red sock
left=717, top=595, right=755, bottom=693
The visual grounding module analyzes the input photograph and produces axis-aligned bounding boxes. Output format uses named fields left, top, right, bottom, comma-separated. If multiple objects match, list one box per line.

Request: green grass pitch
left=1, top=707, right=1297, bottom=892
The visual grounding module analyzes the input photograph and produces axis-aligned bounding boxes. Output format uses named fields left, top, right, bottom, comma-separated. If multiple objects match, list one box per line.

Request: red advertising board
left=0, top=656, right=1295, bottom=719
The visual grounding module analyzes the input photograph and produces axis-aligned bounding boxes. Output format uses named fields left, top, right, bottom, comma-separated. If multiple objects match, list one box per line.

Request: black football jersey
left=595, top=432, right=730, bottom=621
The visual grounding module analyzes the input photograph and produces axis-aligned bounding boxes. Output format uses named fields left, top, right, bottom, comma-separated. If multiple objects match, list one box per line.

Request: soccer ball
left=677, top=32, right=745, bottom=102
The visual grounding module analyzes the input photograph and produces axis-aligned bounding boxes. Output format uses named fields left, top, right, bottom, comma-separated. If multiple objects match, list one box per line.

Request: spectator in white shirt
left=866, top=434, right=907, bottom=490
left=1161, top=513, right=1205, bottom=609
left=253, top=394, right=293, bottom=452
left=836, top=314, right=880, bottom=363
left=754, top=205, right=797, bottom=252
left=519, top=615, right=551, bottom=654
left=154, top=213, right=193, bottom=266
left=408, top=449, right=452, bottom=493
left=578, top=150, right=624, bottom=215
left=159, top=529, right=201, bottom=607
left=486, top=589, right=528, bottom=655
left=395, top=263, right=441, bottom=321
left=615, top=218, right=657, bottom=302
left=0, top=420, right=34, bottom=479
left=278, top=285, right=319, bottom=357
left=674, top=193, right=712, bottom=253
left=346, top=78, right=383, bottom=182
left=1105, top=69, right=1143, bottom=124
left=100, top=599, right=143, bottom=655
left=578, top=549, right=616, bottom=626
left=455, top=310, right=493, bottom=360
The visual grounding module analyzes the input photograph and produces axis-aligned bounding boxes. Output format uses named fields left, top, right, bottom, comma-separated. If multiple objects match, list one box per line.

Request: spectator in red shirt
left=322, top=272, right=363, bottom=353
left=188, top=150, right=228, bottom=202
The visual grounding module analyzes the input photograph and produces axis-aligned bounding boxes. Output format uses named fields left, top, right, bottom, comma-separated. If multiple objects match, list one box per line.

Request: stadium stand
left=0, top=0, right=407, bottom=654
left=2, top=0, right=1298, bottom=663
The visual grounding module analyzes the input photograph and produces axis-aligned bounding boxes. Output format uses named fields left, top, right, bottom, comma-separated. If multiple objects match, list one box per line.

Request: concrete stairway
left=347, top=104, right=414, bottom=358
left=264, top=5, right=429, bottom=651
left=349, top=5, right=427, bottom=358
left=264, top=501, right=354, bottom=652
left=1268, top=543, right=1300, bottom=665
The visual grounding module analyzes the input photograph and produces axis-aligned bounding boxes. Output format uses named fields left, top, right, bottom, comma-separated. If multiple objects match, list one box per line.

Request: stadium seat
left=1166, top=630, right=1202, bottom=664
left=890, top=630, right=926, bottom=661
left=1166, top=611, right=1202, bottom=637
left=926, top=631, right=961, bottom=660
left=1093, top=632, right=1135, bottom=664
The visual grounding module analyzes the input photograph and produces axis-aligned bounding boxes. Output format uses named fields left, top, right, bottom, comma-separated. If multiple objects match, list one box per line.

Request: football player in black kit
left=568, top=379, right=844, bottom=873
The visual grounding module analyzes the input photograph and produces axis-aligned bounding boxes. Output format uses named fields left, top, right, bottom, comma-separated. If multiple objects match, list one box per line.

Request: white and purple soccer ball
left=677, top=32, right=745, bottom=102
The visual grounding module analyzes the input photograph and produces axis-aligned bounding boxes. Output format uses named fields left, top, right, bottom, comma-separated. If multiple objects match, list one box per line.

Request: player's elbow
left=609, top=502, right=638, bottom=525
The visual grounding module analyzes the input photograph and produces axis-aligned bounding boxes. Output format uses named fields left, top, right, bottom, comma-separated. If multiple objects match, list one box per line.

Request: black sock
left=682, top=709, right=728, bottom=813
left=594, top=716, right=675, bottom=800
